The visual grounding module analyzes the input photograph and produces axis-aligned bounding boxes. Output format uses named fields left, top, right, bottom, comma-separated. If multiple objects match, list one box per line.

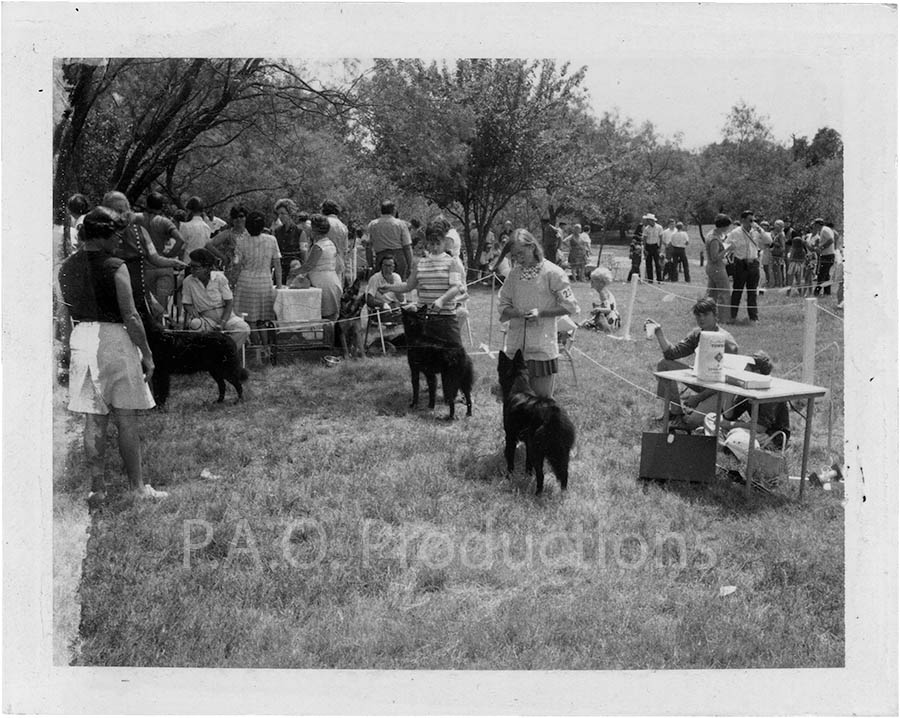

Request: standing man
left=273, top=199, right=307, bottom=282
left=724, top=210, right=762, bottom=324
left=757, top=220, right=774, bottom=288
left=770, top=219, right=787, bottom=287
left=641, top=213, right=663, bottom=283
left=134, top=192, right=184, bottom=311
left=322, top=199, right=349, bottom=280
left=811, top=217, right=836, bottom=296
left=366, top=200, right=414, bottom=281
left=669, top=221, right=691, bottom=282
left=540, top=216, right=563, bottom=264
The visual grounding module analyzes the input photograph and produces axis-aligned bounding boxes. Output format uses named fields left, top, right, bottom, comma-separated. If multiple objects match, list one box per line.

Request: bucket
left=693, top=330, right=726, bottom=382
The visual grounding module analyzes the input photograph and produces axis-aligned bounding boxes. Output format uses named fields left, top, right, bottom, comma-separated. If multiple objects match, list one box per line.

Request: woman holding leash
left=498, top=229, right=580, bottom=398
left=58, top=207, right=168, bottom=508
left=382, top=220, right=466, bottom=345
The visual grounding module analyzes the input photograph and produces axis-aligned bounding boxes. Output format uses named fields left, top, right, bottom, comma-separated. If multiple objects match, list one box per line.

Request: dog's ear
left=513, top=349, right=525, bottom=366
left=498, top=351, right=511, bottom=369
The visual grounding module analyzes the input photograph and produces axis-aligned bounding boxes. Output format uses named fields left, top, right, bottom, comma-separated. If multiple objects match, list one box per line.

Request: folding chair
left=364, top=307, right=404, bottom=355
left=556, top=317, right=579, bottom=386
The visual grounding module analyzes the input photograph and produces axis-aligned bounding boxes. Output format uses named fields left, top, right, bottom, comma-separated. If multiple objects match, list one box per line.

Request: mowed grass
left=68, top=251, right=844, bottom=668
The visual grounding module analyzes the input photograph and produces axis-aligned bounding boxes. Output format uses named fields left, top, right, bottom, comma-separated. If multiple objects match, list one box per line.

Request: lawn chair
left=557, top=315, right=579, bottom=386
left=364, top=306, right=404, bottom=355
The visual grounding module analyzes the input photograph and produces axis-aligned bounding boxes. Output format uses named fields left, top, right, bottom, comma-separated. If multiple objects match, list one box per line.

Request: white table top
left=654, top=368, right=827, bottom=403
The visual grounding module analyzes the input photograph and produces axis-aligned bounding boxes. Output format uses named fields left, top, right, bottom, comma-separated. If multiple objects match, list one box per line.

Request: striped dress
left=234, top=233, right=280, bottom=322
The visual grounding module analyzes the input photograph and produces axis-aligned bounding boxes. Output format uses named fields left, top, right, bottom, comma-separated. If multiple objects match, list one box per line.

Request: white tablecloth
left=274, top=288, right=322, bottom=323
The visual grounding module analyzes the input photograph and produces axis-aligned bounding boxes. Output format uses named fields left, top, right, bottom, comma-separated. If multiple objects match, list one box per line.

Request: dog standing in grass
left=497, top=349, right=575, bottom=494
left=401, top=305, right=473, bottom=420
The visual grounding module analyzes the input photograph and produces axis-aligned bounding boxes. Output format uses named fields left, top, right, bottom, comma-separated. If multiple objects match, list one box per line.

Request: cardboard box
left=724, top=369, right=772, bottom=390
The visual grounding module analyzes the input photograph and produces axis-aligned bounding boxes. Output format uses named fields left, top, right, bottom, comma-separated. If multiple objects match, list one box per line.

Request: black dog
left=146, top=325, right=248, bottom=407
left=497, top=349, right=575, bottom=494
left=401, top=305, right=473, bottom=420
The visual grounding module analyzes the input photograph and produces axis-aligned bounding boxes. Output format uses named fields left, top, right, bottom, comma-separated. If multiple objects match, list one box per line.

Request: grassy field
left=61, top=250, right=845, bottom=668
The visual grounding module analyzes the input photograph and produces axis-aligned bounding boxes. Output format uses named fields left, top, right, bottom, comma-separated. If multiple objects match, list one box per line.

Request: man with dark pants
left=811, top=218, right=835, bottom=296
left=725, top=210, right=762, bottom=324
left=641, top=213, right=663, bottom=283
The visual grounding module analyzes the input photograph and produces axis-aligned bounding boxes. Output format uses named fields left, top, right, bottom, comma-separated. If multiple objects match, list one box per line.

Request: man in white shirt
left=724, top=210, right=762, bottom=323
left=669, top=221, right=691, bottom=282
left=811, top=218, right=836, bottom=296
left=641, top=213, right=664, bottom=283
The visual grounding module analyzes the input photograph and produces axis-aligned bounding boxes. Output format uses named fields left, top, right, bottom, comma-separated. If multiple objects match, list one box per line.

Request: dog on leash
left=401, top=305, right=473, bottom=420
left=497, top=349, right=575, bottom=494
left=146, top=324, right=248, bottom=407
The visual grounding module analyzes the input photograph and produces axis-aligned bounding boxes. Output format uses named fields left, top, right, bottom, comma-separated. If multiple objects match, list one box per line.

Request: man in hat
left=641, top=213, right=663, bottom=283
left=811, top=218, right=836, bottom=295
left=724, top=210, right=762, bottom=323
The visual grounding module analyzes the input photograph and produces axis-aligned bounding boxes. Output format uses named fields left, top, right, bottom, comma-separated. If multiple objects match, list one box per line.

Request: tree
left=358, top=58, right=588, bottom=271
left=52, top=58, right=358, bottom=219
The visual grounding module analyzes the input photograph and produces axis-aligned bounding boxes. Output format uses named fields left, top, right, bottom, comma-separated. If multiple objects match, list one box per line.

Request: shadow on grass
left=642, top=474, right=793, bottom=513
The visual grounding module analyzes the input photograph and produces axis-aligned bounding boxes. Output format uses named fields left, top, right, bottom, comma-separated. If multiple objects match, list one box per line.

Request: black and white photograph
left=2, top=2, right=897, bottom=714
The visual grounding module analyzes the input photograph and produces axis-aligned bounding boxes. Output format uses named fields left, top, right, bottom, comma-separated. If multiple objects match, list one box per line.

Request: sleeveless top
left=59, top=250, right=125, bottom=323
left=416, top=252, right=457, bottom=316
left=310, top=239, right=338, bottom=274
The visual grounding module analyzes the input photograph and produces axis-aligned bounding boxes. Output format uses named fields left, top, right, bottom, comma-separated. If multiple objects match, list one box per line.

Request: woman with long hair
left=498, top=228, right=580, bottom=398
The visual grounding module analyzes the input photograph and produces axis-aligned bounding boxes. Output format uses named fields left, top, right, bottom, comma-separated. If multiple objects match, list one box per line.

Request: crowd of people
left=631, top=211, right=843, bottom=324
left=57, top=189, right=837, bottom=506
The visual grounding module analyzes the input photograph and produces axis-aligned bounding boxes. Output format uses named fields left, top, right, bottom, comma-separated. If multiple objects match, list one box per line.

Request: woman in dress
left=498, top=229, right=580, bottom=398
left=293, top=214, right=343, bottom=321
left=705, top=213, right=732, bottom=313
left=382, top=220, right=466, bottom=345
left=233, top=210, right=282, bottom=340
left=58, top=207, right=167, bottom=507
left=206, top=204, right=248, bottom=289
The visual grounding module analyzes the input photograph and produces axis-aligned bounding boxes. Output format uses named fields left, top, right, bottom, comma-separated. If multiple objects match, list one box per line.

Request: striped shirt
left=416, top=253, right=460, bottom=315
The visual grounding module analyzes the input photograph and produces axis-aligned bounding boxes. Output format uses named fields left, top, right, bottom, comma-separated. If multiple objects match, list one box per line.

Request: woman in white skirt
left=58, top=207, right=168, bottom=508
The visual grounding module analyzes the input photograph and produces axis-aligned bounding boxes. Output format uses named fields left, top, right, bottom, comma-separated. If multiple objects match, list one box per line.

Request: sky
left=578, top=54, right=843, bottom=150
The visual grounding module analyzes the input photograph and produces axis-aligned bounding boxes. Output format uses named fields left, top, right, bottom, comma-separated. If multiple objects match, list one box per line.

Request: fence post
left=622, top=273, right=640, bottom=340
left=802, top=298, right=817, bottom=384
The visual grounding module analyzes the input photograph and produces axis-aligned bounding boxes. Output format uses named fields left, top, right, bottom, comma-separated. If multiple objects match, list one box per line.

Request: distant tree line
left=54, top=59, right=843, bottom=262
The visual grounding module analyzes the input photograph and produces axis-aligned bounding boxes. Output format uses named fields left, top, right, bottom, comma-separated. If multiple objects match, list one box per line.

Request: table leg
left=799, top=396, right=815, bottom=500
left=662, top=395, right=670, bottom=434
left=745, top=402, right=760, bottom=498
left=714, top=391, right=723, bottom=437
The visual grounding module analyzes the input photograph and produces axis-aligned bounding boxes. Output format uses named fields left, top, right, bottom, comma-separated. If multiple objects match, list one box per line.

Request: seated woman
left=580, top=266, right=620, bottom=332
left=181, top=248, right=251, bottom=351
left=365, top=255, right=406, bottom=347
